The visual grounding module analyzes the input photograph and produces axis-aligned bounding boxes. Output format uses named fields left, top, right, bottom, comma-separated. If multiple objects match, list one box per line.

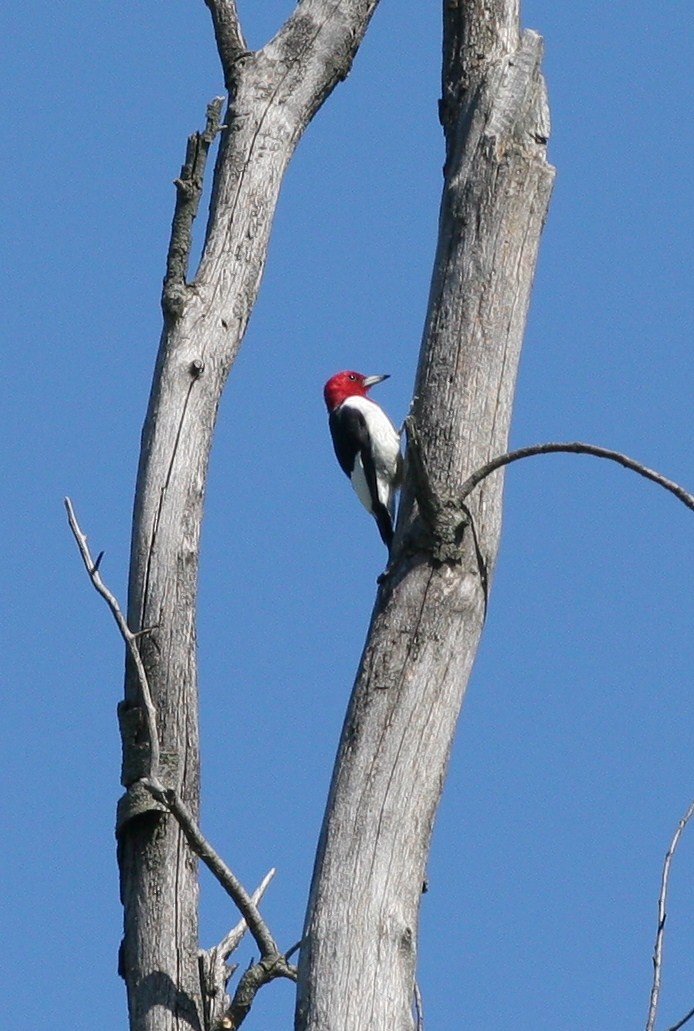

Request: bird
left=323, top=370, right=403, bottom=550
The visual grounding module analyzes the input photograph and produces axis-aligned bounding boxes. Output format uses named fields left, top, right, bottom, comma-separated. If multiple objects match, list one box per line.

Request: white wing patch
left=350, top=458, right=378, bottom=514
left=340, top=395, right=402, bottom=516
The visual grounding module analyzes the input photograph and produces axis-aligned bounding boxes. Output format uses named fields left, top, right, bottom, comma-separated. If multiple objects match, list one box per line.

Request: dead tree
left=82, top=1, right=553, bottom=1029
left=296, top=4, right=554, bottom=1027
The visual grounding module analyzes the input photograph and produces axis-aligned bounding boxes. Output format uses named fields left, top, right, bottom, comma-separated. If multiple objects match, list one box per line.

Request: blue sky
left=3, top=2, right=693, bottom=1029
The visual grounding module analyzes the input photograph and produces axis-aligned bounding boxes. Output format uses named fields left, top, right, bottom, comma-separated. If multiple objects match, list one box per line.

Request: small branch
left=64, top=497, right=161, bottom=781
left=460, top=499, right=489, bottom=616
left=404, top=416, right=443, bottom=532
left=213, top=868, right=277, bottom=962
left=666, top=1005, right=694, bottom=1031
left=65, top=500, right=294, bottom=1028
left=283, top=939, right=303, bottom=963
left=458, top=441, right=694, bottom=513
left=646, top=798, right=694, bottom=1031
left=204, top=0, right=249, bottom=85
left=141, top=779, right=278, bottom=958
left=414, top=980, right=424, bottom=1031
left=403, top=419, right=489, bottom=611
left=200, top=868, right=278, bottom=1031
left=217, top=951, right=298, bottom=1031
left=162, top=96, right=226, bottom=319
left=403, top=416, right=469, bottom=565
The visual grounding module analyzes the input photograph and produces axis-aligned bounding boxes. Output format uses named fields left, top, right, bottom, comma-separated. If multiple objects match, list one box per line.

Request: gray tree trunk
left=117, top=4, right=381, bottom=1030
left=295, top=3, right=554, bottom=1029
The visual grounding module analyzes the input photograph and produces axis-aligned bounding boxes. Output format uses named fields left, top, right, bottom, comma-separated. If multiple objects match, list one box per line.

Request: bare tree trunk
left=295, top=3, right=554, bottom=1028
left=116, top=4, right=382, bottom=1030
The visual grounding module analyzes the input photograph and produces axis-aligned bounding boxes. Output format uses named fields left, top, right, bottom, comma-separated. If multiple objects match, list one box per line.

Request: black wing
left=328, top=405, right=370, bottom=478
left=329, top=405, right=394, bottom=549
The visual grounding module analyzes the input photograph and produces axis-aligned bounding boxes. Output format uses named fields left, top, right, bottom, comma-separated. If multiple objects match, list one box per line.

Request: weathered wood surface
left=118, top=4, right=382, bottom=1029
left=295, top=8, right=554, bottom=1030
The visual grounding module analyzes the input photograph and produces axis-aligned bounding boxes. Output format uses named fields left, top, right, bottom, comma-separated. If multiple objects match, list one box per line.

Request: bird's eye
left=348, top=374, right=357, bottom=381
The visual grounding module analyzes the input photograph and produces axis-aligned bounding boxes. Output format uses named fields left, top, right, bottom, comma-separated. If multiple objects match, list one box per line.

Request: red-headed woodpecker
left=323, top=370, right=403, bottom=549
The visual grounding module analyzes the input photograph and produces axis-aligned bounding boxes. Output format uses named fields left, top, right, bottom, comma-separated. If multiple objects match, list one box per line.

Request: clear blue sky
left=3, top=2, right=693, bottom=1029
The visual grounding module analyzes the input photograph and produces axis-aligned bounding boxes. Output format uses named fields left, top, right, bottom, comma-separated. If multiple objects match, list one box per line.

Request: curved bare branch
left=458, top=441, right=694, bottom=513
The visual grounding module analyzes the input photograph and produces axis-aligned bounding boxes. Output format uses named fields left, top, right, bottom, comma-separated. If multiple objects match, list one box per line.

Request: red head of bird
left=323, top=370, right=390, bottom=413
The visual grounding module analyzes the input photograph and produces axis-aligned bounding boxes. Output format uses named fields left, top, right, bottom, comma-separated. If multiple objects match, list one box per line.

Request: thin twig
left=404, top=416, right=443, bottom=532
left=414, top=979, right=424, bottom=1031
left=213, top=867, right=277, bottom=962
left=200, top=868, right=279, bottom=1031
left=217, top=951, right=297, bottom=1031
left=460, top=499, right=488, bottom=616
left=141, top=779, right=278, bottom=958
left=64, top=497, right=161, bottom=781
left=666, top=1004, right=694, bottom=1031
left=283, top=939, right=303, bottom=963
left=646, top=798, right=694, bottom=1031
left=65, top=499, right=285, bottom=970
left=66, top=501, right=297, bottom=1031
left=458, top=441, right=694, bottom=512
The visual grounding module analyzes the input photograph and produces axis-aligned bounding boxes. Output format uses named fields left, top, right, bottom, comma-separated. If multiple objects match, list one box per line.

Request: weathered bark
left=295, top=4, right=554, bottom=1029
left=116, top=4, right=382, bottom=1030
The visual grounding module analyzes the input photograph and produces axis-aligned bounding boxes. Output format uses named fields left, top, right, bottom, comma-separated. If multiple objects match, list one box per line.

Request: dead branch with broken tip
left=64, top=496, right=162, bottom=780
left=64, top=497, right=297, bottom=1029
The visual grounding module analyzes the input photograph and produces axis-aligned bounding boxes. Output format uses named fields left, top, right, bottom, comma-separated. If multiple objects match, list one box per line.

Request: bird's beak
left=363, top=374, right=389, bottom=388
